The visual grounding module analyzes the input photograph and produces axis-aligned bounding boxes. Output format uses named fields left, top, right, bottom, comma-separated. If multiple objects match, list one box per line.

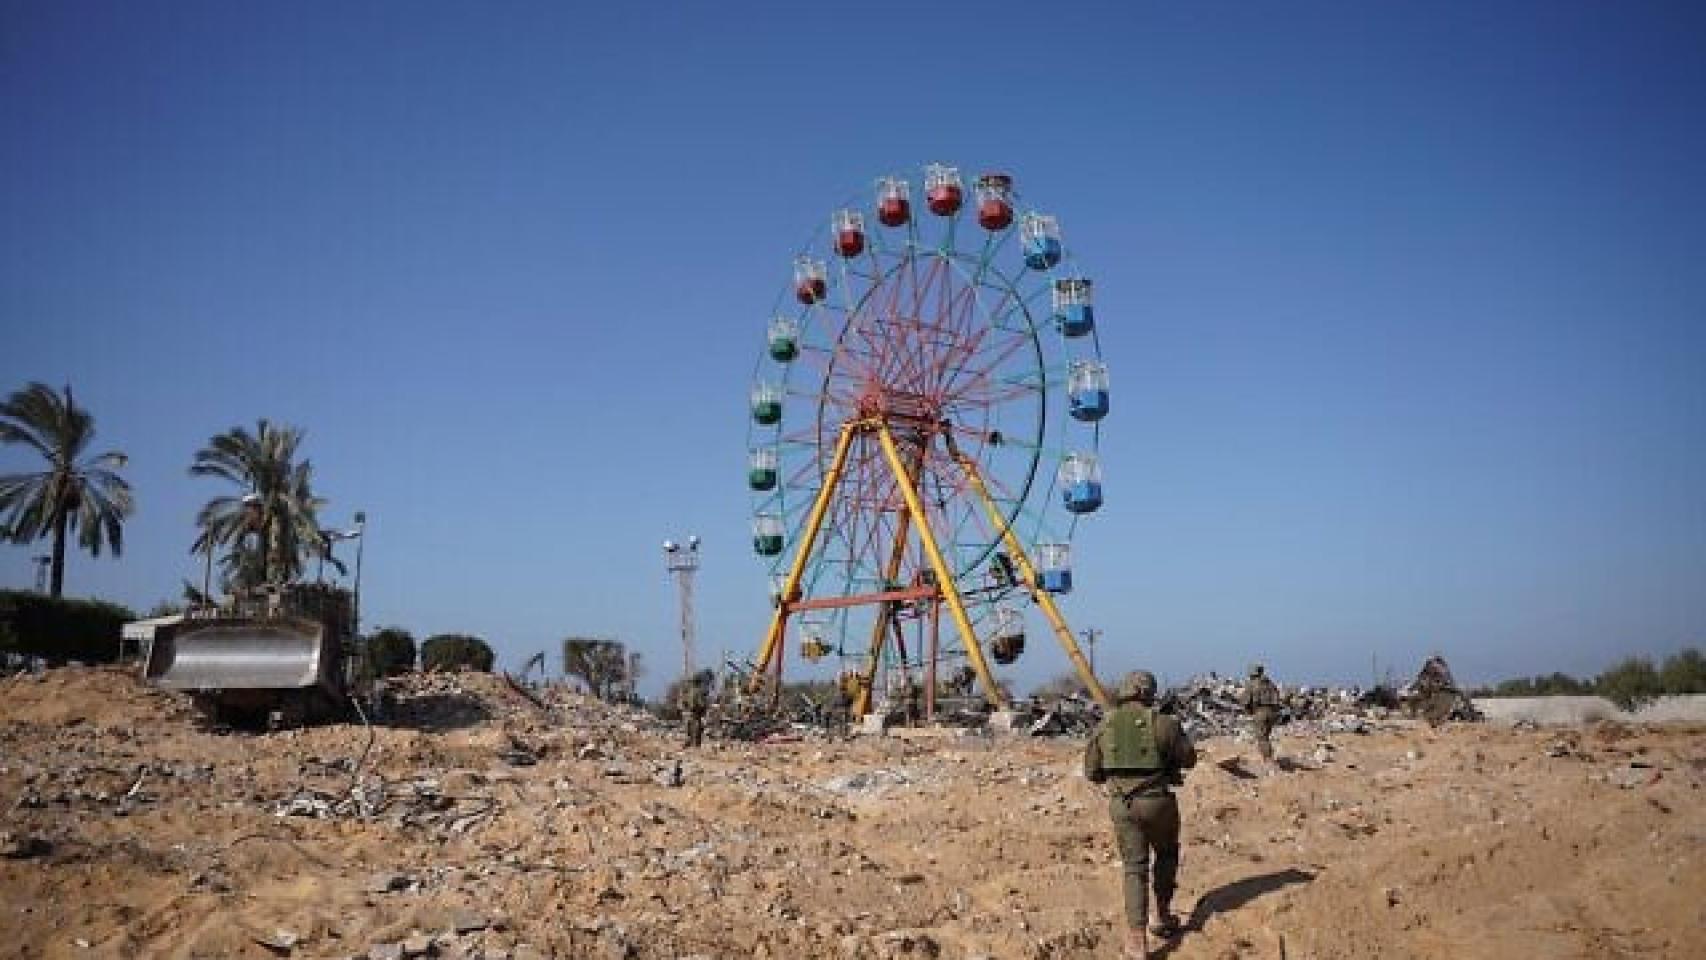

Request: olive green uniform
left=1240, top=675, right=1282, bottom=761
left=680, top=684, right=708, bottom=748
left=1412, top=656, right=1460, bottom=726
left=1085, top=706, right=1198, bottom=930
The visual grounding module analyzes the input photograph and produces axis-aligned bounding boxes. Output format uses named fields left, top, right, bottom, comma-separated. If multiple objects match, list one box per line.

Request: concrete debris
left=367, top=872, right=411, bottom=894
left=252, top=927, right=299, bottom=953
left=448, top=909, right=489, bottom=934
left=1606, top=763, right=1661, bottom=789
left=1159, top=673, right=1398, bottom=740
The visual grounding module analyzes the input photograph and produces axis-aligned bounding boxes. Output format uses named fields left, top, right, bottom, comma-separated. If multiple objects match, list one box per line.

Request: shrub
left=0, top=589, right=137, bottom=665
left=1478, top=672, right=1592, bottom=697
left=366, top=627, right=417, bottom=678
left=1594, top=656, right=1664, bottom=711
left=1659, top=648, right=1706, bottom=695
left=421, top=633, right=494, bottom=673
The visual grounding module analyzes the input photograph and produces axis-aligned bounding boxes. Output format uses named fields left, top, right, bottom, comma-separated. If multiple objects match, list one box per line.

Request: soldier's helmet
left=1249, top=663, right=1265, bottom=678
left=1117, top=670, right=1157, bottom=704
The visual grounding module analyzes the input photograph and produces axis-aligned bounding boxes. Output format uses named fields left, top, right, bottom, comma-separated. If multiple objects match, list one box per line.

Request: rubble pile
left=1160, top=674, right=1395, bottom=740
left=381, top=670, right=665, bottom=735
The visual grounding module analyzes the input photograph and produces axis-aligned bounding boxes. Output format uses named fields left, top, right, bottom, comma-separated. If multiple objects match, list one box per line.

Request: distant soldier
left=1412, top=654, right=1465, bottom=727
left=1239, top=663, right=1283, bottom=764
left=1085, top=670, right=1198, bottom=959
left=832, top=678, right=854, bottom=736
left=679, top=671, right=711, bottom=748
left=903, top=679, right=922, bottom=727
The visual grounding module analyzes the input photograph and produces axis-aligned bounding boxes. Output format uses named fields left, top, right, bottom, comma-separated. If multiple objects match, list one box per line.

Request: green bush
left=366, top=627, right=417, bottom=678
left=1594, top=656, right=1664, bottom=711
left=421, top=633, right=494, bottom=673
left=1476, top=671, right=1593, bottom=698
left=1659, top=648, right=1706, bottom=695
left=0, top=589, right=137, bottom=665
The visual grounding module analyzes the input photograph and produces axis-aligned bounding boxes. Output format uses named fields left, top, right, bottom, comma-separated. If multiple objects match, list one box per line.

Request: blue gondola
left=1068, top=360, right=1110, bottom=422
left=1053, top=278, right=1095, bottom=337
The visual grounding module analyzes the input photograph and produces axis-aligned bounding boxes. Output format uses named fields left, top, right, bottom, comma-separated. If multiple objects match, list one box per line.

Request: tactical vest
left=1100, top=706, right=1163, bottom=772
left=1249, top=678, right=1281, bottom=707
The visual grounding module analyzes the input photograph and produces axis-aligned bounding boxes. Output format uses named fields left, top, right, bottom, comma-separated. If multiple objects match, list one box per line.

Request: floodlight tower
left=662, top=535, right=700, bottom=680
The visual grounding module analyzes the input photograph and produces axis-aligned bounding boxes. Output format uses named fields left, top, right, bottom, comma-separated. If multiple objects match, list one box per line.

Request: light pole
left=1081, top=627, right=1101, bottom=676
left=318, top=520, right=364, bottom=583
left=351, top=511, right=366, bottom=639
left=662, top=535, right=700, bottom=680
left=316, top=513, right=365, bottom=638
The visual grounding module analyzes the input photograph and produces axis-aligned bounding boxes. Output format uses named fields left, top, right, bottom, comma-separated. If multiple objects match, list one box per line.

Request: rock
left=875, top=931, right=941, bottom=958
left=499, top=749, right=537, bottom=767
left=600, top=931, right=637, bottom=960
left=1607, top=764, right=1659, bottom=789
left=0, top=830, right=51, bottom=859
left=510, top=946, right=547, bottom=960
left=366, top=872, right=409, bottom=894
left=448, top=909, right=488, bottom=934
left=401, top=934, right=435, bottom=957
left=369, top=945, right=404, bottom=960
left=253, top=928, right=299, bottom=953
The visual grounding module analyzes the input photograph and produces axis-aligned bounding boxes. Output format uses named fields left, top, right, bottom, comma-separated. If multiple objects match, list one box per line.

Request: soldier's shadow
left=1150, top=867, right=1315, bottom=958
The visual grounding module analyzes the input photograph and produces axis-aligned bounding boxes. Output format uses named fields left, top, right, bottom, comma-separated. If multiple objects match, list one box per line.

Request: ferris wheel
left=745, top=164, right=1111, bottom=716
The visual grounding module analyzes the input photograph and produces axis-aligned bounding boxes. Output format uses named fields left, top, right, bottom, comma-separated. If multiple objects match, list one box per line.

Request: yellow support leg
left=748, top=422, right=857, bottom=693
left=956, top=452, right=1112, bottom=707
left=854, top=452, right=920, bottom=717
left=874, top=422, right=1008, bottom=711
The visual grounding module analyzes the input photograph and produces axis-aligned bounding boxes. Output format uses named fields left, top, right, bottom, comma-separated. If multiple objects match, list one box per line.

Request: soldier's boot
left=1149, top=904, right=1181, bottom=938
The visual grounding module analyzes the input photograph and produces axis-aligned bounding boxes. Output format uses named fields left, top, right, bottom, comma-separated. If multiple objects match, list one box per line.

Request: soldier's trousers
left=1420, top=691, right=1456, bottom=727
left=1109, top=791, right=1180, bottom=928
left=685, top=716, right=703, bottom=748
left=1251, top=707, right=1279, bottom=761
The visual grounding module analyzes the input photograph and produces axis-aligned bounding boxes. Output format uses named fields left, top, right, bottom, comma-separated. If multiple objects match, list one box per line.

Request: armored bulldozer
left=142, top=582, right=368, bottom=727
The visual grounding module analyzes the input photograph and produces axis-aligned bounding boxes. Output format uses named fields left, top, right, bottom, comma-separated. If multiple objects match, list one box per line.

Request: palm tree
left=0, top=383, right=134, bottom=597
left=190, top=420, right=328, bottom=591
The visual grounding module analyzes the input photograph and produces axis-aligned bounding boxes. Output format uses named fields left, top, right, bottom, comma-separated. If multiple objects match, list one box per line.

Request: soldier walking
left=1239, top=663, right=1283, bottom=764
left=679, top=671, right=711, bottom=748
left=1085, top=671, right=1198, bottom=959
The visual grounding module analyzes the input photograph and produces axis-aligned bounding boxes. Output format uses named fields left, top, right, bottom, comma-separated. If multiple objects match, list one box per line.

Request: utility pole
left=33, top=555, right=51, bottom=594
left=1081, top=627, right=1102, bottom=676
left=663, top=535, right=700, bottom=680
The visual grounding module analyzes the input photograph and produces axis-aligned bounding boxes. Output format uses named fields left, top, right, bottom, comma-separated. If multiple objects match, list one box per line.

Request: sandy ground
left=2, top=667, right=1703, bottom=960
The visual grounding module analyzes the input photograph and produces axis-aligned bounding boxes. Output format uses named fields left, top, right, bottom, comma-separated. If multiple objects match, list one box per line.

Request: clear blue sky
left=3, top=1, right=1703, bottom=694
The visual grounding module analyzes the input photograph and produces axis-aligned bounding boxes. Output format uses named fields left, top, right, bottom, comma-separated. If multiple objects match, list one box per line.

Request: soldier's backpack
left=1100, top=706, right=1164, bottom=771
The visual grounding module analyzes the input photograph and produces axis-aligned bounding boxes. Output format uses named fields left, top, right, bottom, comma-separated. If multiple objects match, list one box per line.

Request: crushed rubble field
left=3, top=668, right=1703, bottom=959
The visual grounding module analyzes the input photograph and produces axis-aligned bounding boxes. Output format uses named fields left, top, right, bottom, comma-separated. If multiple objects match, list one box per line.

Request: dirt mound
left=2, top=667, right=1703, bottom=959
left=0, top=664, right=196, bottom=729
